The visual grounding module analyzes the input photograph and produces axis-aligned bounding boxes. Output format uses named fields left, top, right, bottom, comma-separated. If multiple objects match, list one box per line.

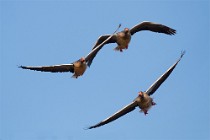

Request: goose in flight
left=19, top=24, right=121, bottom=78
left=87, top=21, right=176, bottom=67
left=88, top=51, right=185, bottom=129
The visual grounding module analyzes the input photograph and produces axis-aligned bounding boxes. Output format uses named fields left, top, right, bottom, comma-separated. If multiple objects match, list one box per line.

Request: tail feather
left=114, top=46, right=122, bottom=52
left=71, top=74, right=78, bottom=79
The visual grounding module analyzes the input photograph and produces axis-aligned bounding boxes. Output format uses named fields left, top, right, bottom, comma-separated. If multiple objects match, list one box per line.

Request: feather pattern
left=88, top=101, right=138, bottom=129
left=19, top=64, right=74, bottom=73
left=146, top=51, right=185, bottom=96
left=130, top=21, right=176, bottom=35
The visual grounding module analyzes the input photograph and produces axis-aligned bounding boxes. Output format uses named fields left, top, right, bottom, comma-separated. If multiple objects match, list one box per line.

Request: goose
left=88, top=51, right=185, bottom=129
left=19, top=24, right=121, bottom=78
left=87, top=21, right=176, bottom=67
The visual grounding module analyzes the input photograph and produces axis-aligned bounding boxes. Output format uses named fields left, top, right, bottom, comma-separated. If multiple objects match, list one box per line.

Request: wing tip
left=83, top=126, right=92, bottom=130
left=87, top=126, right=94, bottom=129
left=85, top=121, right=103, bottom=129
left=84, top=125, right=97, bottom=130
left=18, top=65, right=27, bottom=69
left=180, top=50, right=186, bottom=59
left=168, top=28, right=176, bottom=35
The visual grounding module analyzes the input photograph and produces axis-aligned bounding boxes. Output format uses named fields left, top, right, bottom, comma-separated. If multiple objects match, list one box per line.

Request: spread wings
left=85, top=24, right=121, bottom=67
left=130, top=21, right=176, bottom=36
left=88, top=101, right=138, bottom=129
left=19, top=64, right=74, bottom=73
left=85, top=35, right=117, bottom=67
left=146, top=51, right=185, bottom=96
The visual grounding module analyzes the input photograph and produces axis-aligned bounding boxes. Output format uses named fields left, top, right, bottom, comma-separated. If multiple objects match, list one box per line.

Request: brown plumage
left=87, top=51, right=185, bottom=129
left=87, top=21, right=176, bottom=67
left=19, top=24, right=121, bottom=78
left=19, top=58, right=84, bottom=78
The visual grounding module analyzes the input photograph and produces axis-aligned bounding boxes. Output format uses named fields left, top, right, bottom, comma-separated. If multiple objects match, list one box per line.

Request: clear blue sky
left=1, top=0, right=209, bottom=140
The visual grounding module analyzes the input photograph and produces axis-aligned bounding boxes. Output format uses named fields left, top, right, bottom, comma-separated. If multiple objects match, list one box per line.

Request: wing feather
left=88, top=101, right=138, bottom=129
left=130, top=21, right=176, bottom=35
left=93, top=35, right=117, bottom=49
left=19, top=64, right=74, bottom=73
left=146, top=51, right=185, bottom=96
left=86, top=35, right=117, bottom=67
left=85, top=23, right=122, bottom=67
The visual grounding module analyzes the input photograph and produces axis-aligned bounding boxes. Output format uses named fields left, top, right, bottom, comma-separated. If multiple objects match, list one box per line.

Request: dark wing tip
left=168, top=28, right=176, bottom=35
left=85, top=120, right=106, bottom=129
left=86, top=126, right=94, bottom=130
left=85, top=123, right=100, bottom=129
left=83, top=126, right=91, bottom=130
left=118, top=23, right=121, bottom=28
left=18, top=65, right=27, bottom=69
left=87, top=124, right=101, bottom=129
left=181, top=50, right=186, bottom=58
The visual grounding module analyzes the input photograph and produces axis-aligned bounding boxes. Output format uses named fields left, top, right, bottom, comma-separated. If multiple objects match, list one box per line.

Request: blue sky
left=1, top=0, right=209, bottom=140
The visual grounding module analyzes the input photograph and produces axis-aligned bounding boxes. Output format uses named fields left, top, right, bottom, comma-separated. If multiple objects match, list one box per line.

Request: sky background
left=1, top=0, right=209, bottom=140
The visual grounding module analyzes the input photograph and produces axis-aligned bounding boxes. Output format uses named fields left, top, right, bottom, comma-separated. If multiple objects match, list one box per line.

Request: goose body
left=87, top=21, right=176, bottom=67
left=88, top=51, right=185, bottom=129
left=19, top=24, right=121, bottom=78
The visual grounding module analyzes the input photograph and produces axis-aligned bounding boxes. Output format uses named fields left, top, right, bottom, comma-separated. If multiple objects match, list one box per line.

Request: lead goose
left=88, top=51, right=185, bottom=129
left=87, top=21, right=176, bottom=67
left=19, top=24, right=121, bottom=78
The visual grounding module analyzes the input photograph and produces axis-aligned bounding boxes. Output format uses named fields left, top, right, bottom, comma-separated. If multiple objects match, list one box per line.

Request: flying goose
left=19, top=24, right=121, bottom=78
left=88, top=51, right=185, bottom=129
left=87, top=21, right=176, bottom=67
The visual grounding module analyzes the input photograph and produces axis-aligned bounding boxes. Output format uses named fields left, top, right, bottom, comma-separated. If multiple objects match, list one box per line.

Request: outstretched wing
left=88, top=101, right=138, bottom=129
left=146, top=51, right=185, bottom=96
left=130, top=21, right=176, bottom=36
left=86, top=35, right=117, bottom=67
left=94, top=35, right=117, bottom=48
left=85, top=24, right=121, bottom=67
left=19, top=64, right=74, bottom=73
